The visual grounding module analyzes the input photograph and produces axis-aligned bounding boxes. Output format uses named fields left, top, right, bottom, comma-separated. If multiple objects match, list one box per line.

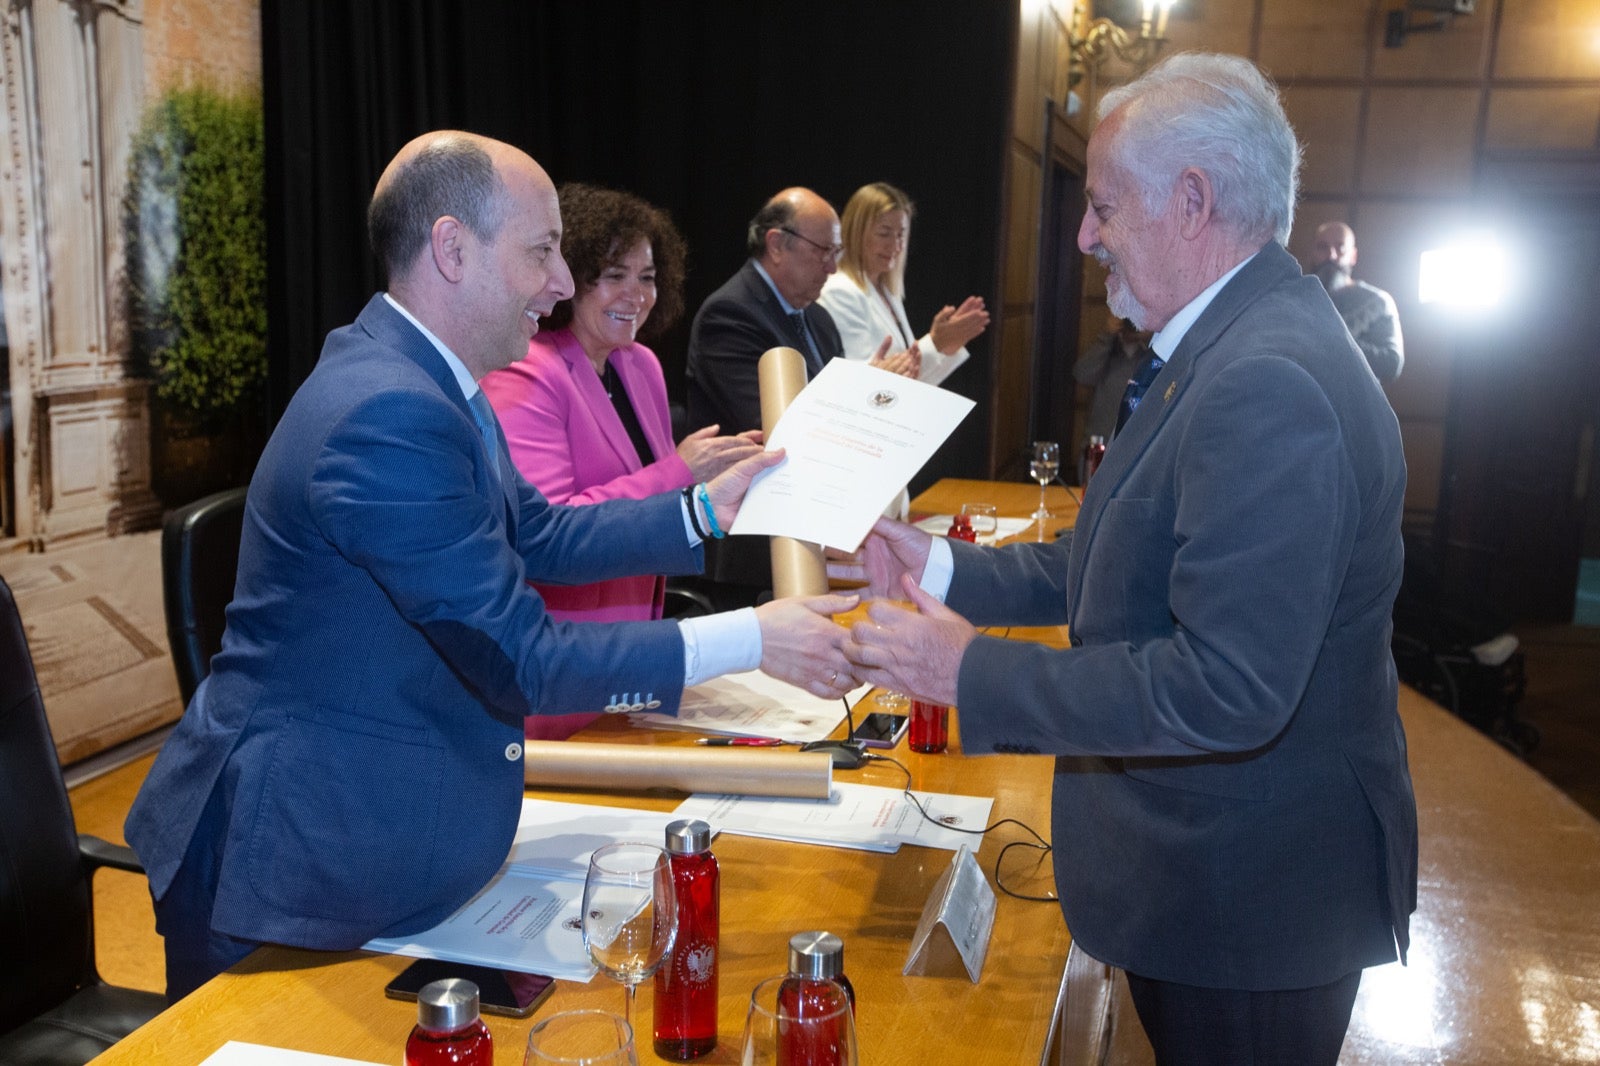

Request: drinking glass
left=523, top=1009, right=638, bottom=1065
left=960, top=502, right=998, bottom=544
left=741, top=975, right=859, bottom=1066
left=581, top=843, right=677, bottom=1029
left=1030, top=441, right=1061, bottom=527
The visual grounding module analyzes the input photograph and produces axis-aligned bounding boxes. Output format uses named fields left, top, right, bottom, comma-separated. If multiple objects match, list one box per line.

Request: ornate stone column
left=0, top=0, right=159, bottom=548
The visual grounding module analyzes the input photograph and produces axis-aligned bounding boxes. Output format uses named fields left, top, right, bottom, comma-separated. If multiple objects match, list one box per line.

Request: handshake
left=752, top=518, right=976, bottom=707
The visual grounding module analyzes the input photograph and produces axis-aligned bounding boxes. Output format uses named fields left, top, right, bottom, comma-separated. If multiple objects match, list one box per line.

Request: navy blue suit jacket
left=127, top=296, right=702, bottom=949
left=953, top=244, right=1417, bottom=990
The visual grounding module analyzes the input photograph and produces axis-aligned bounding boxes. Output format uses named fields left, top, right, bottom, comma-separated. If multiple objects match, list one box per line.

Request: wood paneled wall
left=1002, top=0, right=1600, bottom=529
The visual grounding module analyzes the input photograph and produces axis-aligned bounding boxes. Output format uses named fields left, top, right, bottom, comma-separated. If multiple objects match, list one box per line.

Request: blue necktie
left=1114, top=350, right=1165, bottom=438
left=789, top=310, right=818, bottom=362
left=467, top=388, right=504, bottom=486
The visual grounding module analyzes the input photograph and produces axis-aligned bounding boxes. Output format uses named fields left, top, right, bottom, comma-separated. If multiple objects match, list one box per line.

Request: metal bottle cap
left=788, top=930, right=845, bottom=979
left=417, top=977, right=481, bottom=1032
left=665, top=818, right=712, bottom=856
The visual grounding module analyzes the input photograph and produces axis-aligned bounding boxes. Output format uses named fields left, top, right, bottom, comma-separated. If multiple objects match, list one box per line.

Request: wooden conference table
left=90, top=479, right=1081, bottom=1066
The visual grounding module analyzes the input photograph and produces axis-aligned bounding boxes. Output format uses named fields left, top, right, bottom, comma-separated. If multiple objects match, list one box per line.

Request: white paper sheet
left=731, top=359, right=975, bottom=551
left=200, top=1042, right=384, bottom=1066
left=630, top=669, right=868, bottom=743
left=362, top=800, right=688, bottom=981
left=363, top=866, right=596, bottom=981
left=672, top=782, right=993, bottom=853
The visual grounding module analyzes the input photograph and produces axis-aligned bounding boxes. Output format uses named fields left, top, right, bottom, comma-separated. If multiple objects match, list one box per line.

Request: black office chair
left=162, top=487, right=247, bottom=707
left=0, top=575, right=167, bottom=1063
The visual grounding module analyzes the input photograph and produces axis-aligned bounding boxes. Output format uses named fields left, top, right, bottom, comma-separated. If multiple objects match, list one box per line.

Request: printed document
left=362, top=800, right=685, bottom=981
left=631, top=668, right=868, bottom=742
left=731, top=359, right=974, bottom=550
left=673, top=781, right=993, bottom=853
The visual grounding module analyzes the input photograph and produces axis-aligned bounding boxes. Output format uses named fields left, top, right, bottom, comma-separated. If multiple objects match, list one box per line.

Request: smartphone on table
left=851, top=711, right=910, bottom=749
left=384, top=958, right=555, bottom=1018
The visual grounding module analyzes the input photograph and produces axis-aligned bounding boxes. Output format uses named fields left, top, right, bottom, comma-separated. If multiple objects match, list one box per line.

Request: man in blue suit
left=841, top=55, right=1416, bottom=1064
left=126, top=131, right=860, bottom=999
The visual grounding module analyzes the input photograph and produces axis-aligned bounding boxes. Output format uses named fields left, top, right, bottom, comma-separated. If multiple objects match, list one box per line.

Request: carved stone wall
left=0, top=0, right=160, bottom=547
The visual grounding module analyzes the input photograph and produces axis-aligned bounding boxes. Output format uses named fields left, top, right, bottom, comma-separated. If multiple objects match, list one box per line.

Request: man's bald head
left=745, top=187, right=840, bottom=308
left=1312, top=221, right=1357, bottom=272
left=368, top=131, right=513, bottom=285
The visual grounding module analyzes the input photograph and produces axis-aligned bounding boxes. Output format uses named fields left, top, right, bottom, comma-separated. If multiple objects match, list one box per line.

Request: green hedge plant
left=125, top=87, right=265, bottom=432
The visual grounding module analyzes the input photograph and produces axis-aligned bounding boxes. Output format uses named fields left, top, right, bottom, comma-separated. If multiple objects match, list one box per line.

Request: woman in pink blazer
left=482, top=185, right=761, bottom=739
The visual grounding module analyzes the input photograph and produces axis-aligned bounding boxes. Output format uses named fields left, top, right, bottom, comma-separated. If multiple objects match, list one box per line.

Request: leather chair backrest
left=0, top=576, right=92, bottom=1027
left=162, top=487, right=247, bottom=707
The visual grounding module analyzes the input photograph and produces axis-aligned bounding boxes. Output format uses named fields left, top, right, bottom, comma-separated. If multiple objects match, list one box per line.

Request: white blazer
left=818, top=272, right=970, bottom=386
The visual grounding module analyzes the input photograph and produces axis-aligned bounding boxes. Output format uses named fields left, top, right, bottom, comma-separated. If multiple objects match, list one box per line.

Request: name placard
left=902, top=844, right=996, bottom=983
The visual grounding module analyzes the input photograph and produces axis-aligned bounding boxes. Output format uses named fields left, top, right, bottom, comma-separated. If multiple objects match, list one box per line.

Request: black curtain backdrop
left=263, top=0, right=1015, bottom=484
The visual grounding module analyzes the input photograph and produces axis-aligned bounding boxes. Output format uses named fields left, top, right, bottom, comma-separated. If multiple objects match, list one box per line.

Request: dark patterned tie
left=467, top=388, right=504, bottom=486
left=1114, top=349, right=1165, bottom=438
left=789, top=310, right=818, bottom=362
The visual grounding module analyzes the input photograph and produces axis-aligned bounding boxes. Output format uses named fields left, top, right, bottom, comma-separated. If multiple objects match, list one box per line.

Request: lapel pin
left=1163, top=381, right=1177, bottom=403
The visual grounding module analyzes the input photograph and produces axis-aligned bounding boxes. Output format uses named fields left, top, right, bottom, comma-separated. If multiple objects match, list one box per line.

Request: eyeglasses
left=779, top=227, right=844, bottom=262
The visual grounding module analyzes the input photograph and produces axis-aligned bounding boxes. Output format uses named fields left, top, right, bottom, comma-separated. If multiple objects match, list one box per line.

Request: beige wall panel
left=1283, top=87, right=1364, bottom=197
left=1371, top=1, right=1492, bottom=81
left=1257, top=2, right=1370, bottom=82
left=1399, top=418, right=1445, bottom=515
left=1006, top=150, right=1043, bottom=306
left=991, top=310, right=1035, bottom=468
left=1162, top=0, right=1256, bottom=57
left=1015, top=3, right=1047, bottom=155
left=143, top=0, right=262, bottom=96
left=1495, top=0, right=1600, bottom=80
left=1485, top=88, right=1600, bottom=152
left=1382, top=310, right=1452, bottom=422
left=1361, top=88, right=1479, bottom=195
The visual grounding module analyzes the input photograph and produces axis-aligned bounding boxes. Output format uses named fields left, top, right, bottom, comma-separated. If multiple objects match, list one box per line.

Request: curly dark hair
left=543, top=183, right=687, bottom=338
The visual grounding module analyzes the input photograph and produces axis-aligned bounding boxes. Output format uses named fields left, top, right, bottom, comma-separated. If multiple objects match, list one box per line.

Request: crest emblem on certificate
left=868, top=389, right=899, bottom=410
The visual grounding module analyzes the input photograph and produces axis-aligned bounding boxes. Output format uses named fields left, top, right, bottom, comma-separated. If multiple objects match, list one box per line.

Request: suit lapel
left=360, top=296, right=518, bottom=541
left=1064, top=244, right=1294, bottom=622
left=558, top=331, right=642, bottom=472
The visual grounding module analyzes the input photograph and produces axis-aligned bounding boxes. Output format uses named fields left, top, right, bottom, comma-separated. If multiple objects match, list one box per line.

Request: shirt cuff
left=922, top=536, right=954, bottom=601
left=680, top=491, right=702, bottom=545
left=680, top=607, right=762, bottom=686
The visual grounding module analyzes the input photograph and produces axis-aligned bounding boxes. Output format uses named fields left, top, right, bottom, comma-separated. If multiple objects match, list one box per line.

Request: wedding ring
left=829, top=670, right=839, bottom=686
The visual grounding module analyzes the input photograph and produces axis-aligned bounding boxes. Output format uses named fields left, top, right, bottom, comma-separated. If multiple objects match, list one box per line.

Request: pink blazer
left=481, top=328, right=693, bottom=738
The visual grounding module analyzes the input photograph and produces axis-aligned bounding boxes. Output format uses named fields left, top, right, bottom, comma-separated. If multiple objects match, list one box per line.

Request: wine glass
left=741, top=975, right=859, bottom=1066
left=581, top=842, right=677, bottom=1029
left=524, top=1009, right=639, bottom=1065
left=1030, top=441, right=1060, bottom=526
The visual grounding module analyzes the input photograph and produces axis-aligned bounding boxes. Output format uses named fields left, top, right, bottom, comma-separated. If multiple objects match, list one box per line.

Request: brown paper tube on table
left=758, top=346, right=828, bottom=598
left=523, top=740, right=834, bottom=799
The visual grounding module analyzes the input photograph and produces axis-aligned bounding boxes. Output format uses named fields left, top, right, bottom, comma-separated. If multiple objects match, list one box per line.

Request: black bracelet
left=683, top=486, right=712, bottom=540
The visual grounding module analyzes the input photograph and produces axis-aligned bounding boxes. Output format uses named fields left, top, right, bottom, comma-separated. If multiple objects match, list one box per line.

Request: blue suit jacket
left=952, top=244, right=1417, bottom=990
left=127, top=296, right=702, bottom=949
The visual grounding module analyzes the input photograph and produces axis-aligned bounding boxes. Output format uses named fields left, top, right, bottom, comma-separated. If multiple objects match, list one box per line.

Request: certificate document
left=731, top=359, right=974, bottom=550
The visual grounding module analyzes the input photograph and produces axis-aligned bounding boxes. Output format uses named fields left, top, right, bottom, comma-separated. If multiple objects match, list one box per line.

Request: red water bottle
left=405, top=978, right=492, bottom=1066
left=654, top=819, right=719, bottom=1060
left=777, top=932, right=855, bottom=1066
left=1084, top=434, right=1106, bottom=482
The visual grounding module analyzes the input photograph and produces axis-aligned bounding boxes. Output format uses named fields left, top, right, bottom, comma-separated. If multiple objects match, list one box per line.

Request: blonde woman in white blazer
left=818, top=182, right=989, bottom=387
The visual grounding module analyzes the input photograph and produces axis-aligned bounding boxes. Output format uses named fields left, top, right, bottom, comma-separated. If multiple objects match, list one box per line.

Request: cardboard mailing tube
left=758, top=346, right=828, bottom=598
left=523, top=740, right=833, bottom=799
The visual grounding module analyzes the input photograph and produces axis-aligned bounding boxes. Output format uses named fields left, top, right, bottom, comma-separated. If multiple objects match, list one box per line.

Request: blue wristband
left=695, top=483, right=725, bottom=539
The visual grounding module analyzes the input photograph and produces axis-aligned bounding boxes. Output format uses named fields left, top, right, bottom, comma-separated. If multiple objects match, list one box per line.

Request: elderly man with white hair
left=841, top=54, right=1416, bottom=1064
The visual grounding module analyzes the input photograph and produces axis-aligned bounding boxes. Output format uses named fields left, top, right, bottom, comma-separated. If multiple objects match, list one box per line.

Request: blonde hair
left=838, top=182, right=914, bottom=298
